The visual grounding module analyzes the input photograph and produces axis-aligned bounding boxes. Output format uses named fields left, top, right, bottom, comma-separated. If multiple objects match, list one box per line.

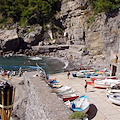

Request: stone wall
left=24, top=72, right=72, bottom=120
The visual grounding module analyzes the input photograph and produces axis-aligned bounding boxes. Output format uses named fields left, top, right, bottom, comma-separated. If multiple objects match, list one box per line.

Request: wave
left=63, top=60, right=69, bottom=69
left=29, top=57, right=42, bottom=60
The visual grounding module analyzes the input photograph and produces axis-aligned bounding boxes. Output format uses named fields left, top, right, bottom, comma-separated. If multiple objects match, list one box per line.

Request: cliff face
left=60, top=0, right=120, bottom=57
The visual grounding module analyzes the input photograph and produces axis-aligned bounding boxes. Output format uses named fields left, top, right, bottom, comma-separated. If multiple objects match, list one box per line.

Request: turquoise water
left=0, top=56, right=65, bottom=74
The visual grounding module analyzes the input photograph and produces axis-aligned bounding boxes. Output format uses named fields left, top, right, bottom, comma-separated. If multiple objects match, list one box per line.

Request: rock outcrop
left=24, top=26, right=43, bottom=46
left=60, top=0, right=120, bottom=60
left=0, top=29, right=20, bottom=52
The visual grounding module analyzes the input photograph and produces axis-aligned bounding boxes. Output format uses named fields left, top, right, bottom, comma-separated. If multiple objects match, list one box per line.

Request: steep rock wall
left=60, top=0, right=120, bottom=58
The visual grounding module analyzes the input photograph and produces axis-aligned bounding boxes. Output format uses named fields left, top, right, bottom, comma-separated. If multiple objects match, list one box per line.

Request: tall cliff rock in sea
left=60, top=0, right=120, bottom=59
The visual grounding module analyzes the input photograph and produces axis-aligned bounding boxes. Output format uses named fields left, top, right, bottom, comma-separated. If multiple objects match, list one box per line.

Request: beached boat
left=76, top=72, right=85, bottom=78
left=62, top=94, right=79, bottom=102
left=107, top=76, right=116, bottom=79
left=57, top=90, right=75, bottom=96
left=72, top=72, right=77, bottom=77
left=87, top=81, right=94, bottom=86
left=106, top=84, right=120, bottom=98
left=94, top=79, right=120, bottom=89
left=70, top=95, right=90, bottom=113
left=90, top=76, right=106, bottom=81
left=49, top=83, right=63, bottom=88
left=85, top=73, right=98, bottom=78
left=90, top=76, right=116, bottom=81
left=109, top=93, right=120, bottom=105
left=55, top=86, right=72, bottom=93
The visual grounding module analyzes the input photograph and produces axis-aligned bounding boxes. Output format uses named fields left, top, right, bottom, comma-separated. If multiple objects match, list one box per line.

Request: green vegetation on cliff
left=91, top=0, right=120, bottom=14
left=0, top=0, right=61, bottom=26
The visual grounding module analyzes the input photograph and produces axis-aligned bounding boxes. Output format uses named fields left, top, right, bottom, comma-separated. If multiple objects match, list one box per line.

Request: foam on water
left=29, top=57, right=42, bottom=60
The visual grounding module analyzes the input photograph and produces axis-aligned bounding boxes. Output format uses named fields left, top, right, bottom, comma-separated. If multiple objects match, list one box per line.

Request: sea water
left=0, top=55, right=66, bottom=75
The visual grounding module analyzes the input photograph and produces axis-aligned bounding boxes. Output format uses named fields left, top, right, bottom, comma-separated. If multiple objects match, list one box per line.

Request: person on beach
left=67, top=71, right=70, bottom=79
left=18, top=67, right=23, bottom=77
left=7, top=71, right=10, bottom=79
left=84, top=80, right=87, bottom=92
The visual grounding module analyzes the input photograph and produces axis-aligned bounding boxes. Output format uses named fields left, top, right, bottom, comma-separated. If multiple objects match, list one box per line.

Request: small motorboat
left=87, top=81, right=94, bottom=86
left=72, top=72, right=77, bottom=77
left=90, top=76, right=105, bottom=81
left=106, top=84, right=120, bottom=98
left=94, top=79, right=120, bottom=89
left=55, top=86, right=72, bottom=93
left=109, top=93, right=120, bottom=105
left=62, top=94, right=79, bottom=102
left=70, top=95, right=90, bottom=113
left=49, top=83, right=63, bottom=88
left=85, top=73, right=98, bottom=78
left=90, top=76, right=116, bottom=82
left=57, top=90, right=75, bottom=96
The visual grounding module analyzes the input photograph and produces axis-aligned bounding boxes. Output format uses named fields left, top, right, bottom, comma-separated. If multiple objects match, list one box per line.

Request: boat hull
left=63, top=95, right=79, bottom=102
left=109, top=94, right=120, bottom=105
left=70, top=95, right=90, bottom=113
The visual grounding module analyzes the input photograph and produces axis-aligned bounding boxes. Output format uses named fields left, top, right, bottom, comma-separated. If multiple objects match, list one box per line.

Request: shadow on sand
left=88, top=90, right=96, bottom=92
left=87, top=104, right=97, bottom=120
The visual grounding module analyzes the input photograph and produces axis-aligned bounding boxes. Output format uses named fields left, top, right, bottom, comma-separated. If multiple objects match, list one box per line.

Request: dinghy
left=106, top=84, right=120, bottom=98
left=57, top=90, right=75, bottom=96
left=55, top=86, right=72, bottom=93
left=70, top=95, right=90, bottom=113
left=49, top=83, right=63, bottom=88
left=94, top=79, right=120, bottom=89
left=90, top=76, right=106, bottom=81
left=109, top=93, right=120, bottom=105
left=62, top=94, right=79, bottom=102
left=90, top=76, right=116, bottom=81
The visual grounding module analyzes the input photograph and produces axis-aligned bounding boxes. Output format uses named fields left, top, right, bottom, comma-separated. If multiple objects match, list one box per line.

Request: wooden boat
left=57, top=90, right=75, bottom=96
left=49, top=83, right=63, bottom=88
left=85, top=73, right=98, bottom=78
left=87, top=81, right=94, bottom=86
left=107, top=76, right=116, bottom=79
left=94, top=79, right=120, bottom=89
left=62, top=94, right=79, bottom=102
left=72, top=72, right=77, bottom=77
left=109, top=93, right=120, bottom=105
left=76, top=72, right=85, bottom=78
left=90, top=76, right=116, bottom=81
left=90, top=76, right=105, bottom=81
left=70, top=95, right=90, bottom=113
left=106, top=84, right=120, bottom=98
left=55, top=86, right=72, bottom=93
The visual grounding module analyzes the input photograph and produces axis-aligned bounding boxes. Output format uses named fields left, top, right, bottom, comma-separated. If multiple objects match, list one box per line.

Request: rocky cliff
left=60, top=0, right=120, bottom=59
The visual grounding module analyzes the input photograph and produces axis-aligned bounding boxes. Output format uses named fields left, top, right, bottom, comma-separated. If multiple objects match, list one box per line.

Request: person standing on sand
left=67, top=71, right=70, bottom=79
left=84, top=80, right=87, bottom=92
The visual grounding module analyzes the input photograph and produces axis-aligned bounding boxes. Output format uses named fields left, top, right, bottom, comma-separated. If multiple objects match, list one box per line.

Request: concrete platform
left=49, top=71, right=120, bottom=120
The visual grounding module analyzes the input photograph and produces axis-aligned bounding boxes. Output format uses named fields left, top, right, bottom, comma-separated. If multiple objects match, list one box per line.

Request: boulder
left=0, top=29, right=20, bottom=52
left=24, top=26, right=43, bottom=46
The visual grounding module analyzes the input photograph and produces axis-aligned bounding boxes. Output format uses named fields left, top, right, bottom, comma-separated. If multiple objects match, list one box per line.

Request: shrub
left=69, top=111, right=88, bottom=119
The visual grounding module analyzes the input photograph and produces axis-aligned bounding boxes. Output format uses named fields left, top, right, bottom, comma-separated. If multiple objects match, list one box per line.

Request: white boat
left=106, top=84, right=120, bottom=97
left=90, top=76, right=116, bottom=81
left=90, top=76, right=105, bottom=81
left=94, top=79, right=120, bottom=89
left=109, top=93, right=120, bottom=105
left=70, top=95, right=90, bottom=113
left=55, top=86, right=72, bottom=93
left=76, top=72, right=85, bottom=78
left=57, top=90, right=75, bottom=96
